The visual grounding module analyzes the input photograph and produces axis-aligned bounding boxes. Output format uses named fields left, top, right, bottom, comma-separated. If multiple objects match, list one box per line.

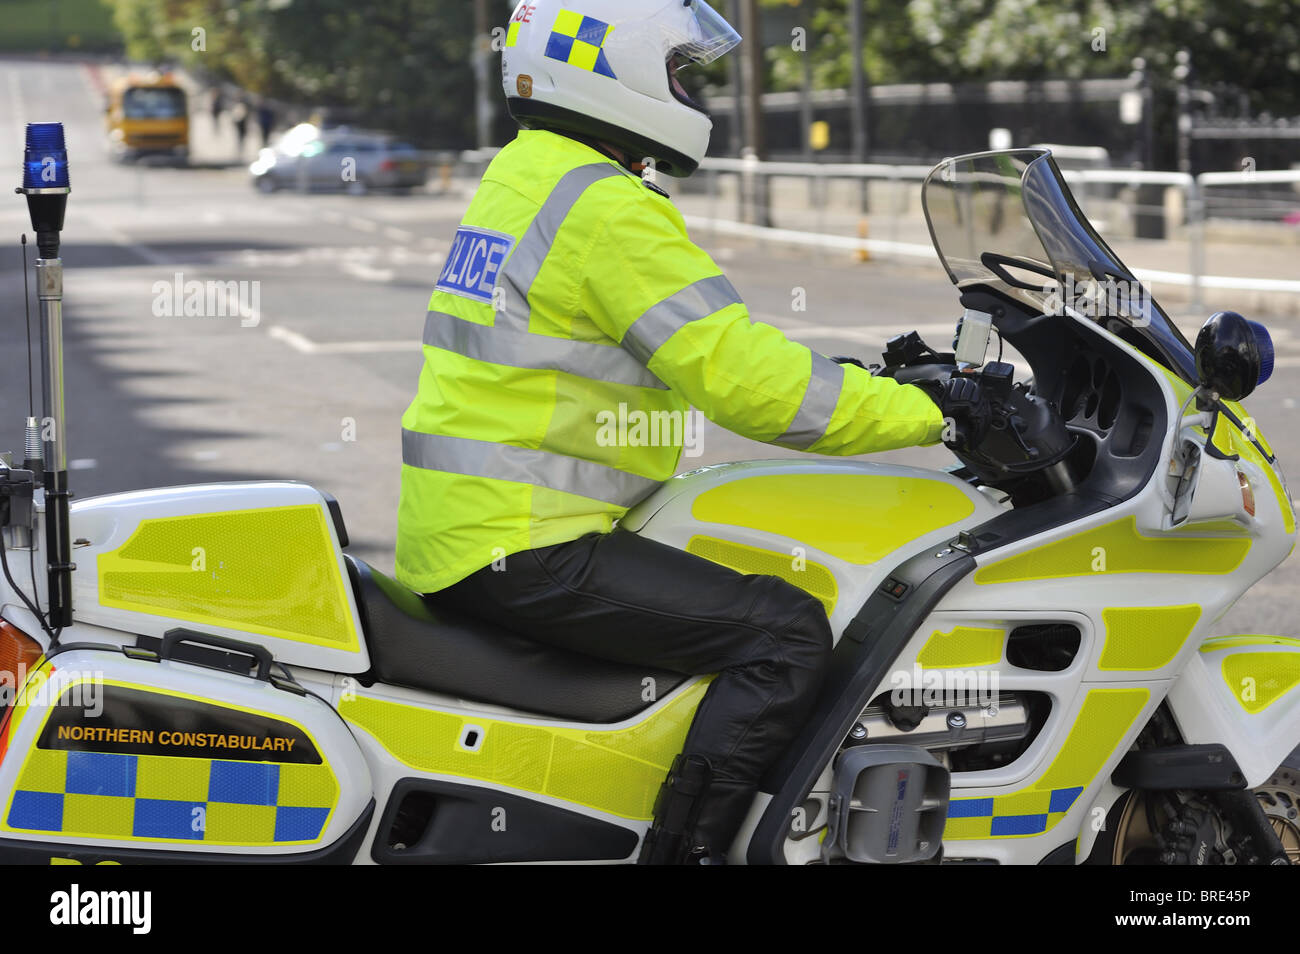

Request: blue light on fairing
left=22, top=122, right=71, bottom=191
left=1248, top=320, right=1275, bottom=387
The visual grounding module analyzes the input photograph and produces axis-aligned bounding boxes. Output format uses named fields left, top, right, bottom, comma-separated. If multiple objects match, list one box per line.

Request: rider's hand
left=918, top=376, right=992, bottom=450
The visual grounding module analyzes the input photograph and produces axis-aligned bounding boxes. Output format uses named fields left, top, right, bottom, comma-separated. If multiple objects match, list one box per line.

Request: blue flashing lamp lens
left=1248, top=320, right=1274, bottom=387
left=22, top=122, right=70, bottom=190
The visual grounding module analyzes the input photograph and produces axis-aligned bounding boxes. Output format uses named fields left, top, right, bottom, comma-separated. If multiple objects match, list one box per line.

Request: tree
left=759, top=0, right=1300, bottom=115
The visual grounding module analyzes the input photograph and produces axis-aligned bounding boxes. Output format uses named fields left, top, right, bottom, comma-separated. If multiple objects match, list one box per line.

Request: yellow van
left=105, top=73, right=189, bottom=162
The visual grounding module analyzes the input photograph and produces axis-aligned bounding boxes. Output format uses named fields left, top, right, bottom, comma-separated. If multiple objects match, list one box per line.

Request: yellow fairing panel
left=945, top=688, right=1149, bottom=840
left=691, top=474, right=976, bottom=565
left=974, top=516, right=1249, bottom=584
left=917, top=626, right=1004, bottom=668
left=1201, top=635, right=1300, bottom=653
left=1098, top=605, right=1202, bottom=671
left=686, top=536, right=837, bottom=615
left=341, top=680, right=711, bottom=820
left=1220, top=652, right=1300, bottom=713
left=1209, top=409, right=1295, bottom=536
left=98, top=504, right=359, bottom=651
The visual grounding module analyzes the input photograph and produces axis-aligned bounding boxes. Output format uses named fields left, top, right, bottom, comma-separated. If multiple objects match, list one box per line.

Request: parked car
left=249, top=124, right=429, bottom=194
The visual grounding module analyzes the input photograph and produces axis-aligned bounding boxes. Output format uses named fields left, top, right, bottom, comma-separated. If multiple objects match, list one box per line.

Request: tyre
left=1254, top=751, right=1300, bottom=862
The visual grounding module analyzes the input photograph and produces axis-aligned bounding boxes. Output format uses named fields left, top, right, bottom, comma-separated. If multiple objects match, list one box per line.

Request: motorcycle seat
left=344, top=556, right=688, bottom=723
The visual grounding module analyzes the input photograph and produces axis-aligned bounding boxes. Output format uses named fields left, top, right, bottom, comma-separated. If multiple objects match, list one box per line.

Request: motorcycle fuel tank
left=622, top=460, right=1003, bottom=640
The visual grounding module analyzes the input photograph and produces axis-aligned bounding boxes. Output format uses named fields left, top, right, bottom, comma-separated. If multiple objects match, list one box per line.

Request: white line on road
left=268, top=325, right=418, bottom=355
left=81, top=214, right=171, bottom=267
left=8, top=69, right=25, bottom=143
left=342, top=260, right=396, bottom=283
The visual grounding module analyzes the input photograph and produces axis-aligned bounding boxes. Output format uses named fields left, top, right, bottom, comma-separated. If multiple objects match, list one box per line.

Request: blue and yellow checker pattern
left=943, top=687, right=1150, bottom=841
left=543, top=10, right=617, bottom=79
left=5, top=750, right=337, bottom=846
left=946, top=786, right=1084, bottom=838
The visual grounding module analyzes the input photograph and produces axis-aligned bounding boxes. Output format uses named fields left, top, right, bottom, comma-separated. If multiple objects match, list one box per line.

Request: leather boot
left=680, top=777, right=758, bottom=865
left=638, top=754, right=711, bottom=864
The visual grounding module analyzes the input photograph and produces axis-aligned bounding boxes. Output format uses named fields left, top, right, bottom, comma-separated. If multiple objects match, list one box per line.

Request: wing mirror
left=1194, top=311, right=1274, bottom=401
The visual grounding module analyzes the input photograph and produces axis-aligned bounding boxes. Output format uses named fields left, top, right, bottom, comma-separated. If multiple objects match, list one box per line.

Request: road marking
left=385, top=227, right=415, bottom=242
left=268, top=325, right=418, bottom=355
left=351, top=219, right=377, bottom=233
left=81, top=214, right=171, bottom=267
left=79, top=216, right=264, bottom=327
left=342, top=260, right=396, bottom=282
left=8, top=70, right=25, bottom=143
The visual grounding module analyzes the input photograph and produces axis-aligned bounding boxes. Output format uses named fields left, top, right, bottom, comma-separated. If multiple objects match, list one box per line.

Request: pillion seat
left=345, top=556, right=688, bottom=723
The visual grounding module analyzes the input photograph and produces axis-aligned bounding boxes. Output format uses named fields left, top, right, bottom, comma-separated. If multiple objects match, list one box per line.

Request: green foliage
left=99, top=0, right=1300, bottom=149
left=0, top=0, right=122, bottom=52
left=760, top=0, right=1300, bottom=115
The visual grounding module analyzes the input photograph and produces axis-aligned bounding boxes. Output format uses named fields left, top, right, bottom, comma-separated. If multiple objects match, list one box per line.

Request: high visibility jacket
left=396, top=130, right=945, bottom=594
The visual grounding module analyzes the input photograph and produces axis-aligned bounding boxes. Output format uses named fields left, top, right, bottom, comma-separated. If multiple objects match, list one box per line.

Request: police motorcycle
left=0, top=125, right=1296, bottom=866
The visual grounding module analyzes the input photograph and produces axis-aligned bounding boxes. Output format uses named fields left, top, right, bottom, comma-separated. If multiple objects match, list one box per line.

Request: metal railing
left=455, top=147, right=1300, bottom=311
left=688, top=158, right=1300, bottom=311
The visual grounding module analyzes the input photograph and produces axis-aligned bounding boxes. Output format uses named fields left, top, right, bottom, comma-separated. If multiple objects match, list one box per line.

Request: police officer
left=396, top=0, right=984, bottom=864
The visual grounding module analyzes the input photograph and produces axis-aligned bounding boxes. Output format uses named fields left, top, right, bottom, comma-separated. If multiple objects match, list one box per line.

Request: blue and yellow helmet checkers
left=544, top=10, right=617, bottom=79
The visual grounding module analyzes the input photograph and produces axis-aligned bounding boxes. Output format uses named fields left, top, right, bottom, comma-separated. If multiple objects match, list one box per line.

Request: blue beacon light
left=22, top=121, right=72, bottom=192
left=18, top=122, right=70, bottom=260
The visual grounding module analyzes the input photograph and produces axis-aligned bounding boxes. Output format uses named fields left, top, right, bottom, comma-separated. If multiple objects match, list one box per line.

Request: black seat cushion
left=347, top=556, right=687, bottom=723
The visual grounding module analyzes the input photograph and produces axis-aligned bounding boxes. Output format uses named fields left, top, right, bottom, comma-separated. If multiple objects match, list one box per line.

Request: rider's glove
left=917, top=376, right=992, bottom=451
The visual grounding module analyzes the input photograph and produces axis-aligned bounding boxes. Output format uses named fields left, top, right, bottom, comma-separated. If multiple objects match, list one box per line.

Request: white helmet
left=502, top=0, right=741, bottom=177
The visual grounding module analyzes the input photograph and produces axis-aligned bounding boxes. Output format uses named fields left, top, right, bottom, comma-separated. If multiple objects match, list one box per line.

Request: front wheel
left=1093, top=750, right=1300, bottom=864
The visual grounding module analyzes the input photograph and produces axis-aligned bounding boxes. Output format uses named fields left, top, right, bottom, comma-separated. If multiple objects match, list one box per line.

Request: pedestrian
left=231, top=98, right=250, bottom=156
left=258, top=100, right=275, bottom=147
left=209, top=88, right=225, bottom=130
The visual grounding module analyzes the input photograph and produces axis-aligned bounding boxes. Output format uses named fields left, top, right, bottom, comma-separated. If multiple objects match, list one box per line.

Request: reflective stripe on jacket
left=396, top=130, right=945, bottom=593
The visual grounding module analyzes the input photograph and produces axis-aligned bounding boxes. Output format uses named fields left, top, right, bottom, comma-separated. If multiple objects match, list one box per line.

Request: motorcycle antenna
left=19, top=234, right=46, bottom=628
left=19, top=236, right=42, bottom=484
left=16, top=122, right=73, bottom=629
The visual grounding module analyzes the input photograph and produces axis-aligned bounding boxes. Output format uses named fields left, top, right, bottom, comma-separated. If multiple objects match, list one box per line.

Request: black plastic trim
left=321, top=491, right=349, bottom=548
left=0, top=800, right=374, bottom=865
left=371, top=778, right=638, bottom=865
left=1111, top=743, right=1247, bottom=791
left=157, top=628, right=273, bottom=681
left=1037, top=842, right=1077, bottom=865
left=1216, top=402, right=1275, bottom=463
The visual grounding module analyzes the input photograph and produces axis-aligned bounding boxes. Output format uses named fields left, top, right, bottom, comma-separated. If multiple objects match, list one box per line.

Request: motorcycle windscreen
left=922, top=149, right=1198, bottom=385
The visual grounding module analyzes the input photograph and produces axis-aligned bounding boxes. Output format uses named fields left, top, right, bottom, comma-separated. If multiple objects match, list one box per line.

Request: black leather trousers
left=436, top=528, right=833, bottom=858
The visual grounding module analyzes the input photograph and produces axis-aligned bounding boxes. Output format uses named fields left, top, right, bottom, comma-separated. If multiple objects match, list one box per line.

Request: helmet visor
left=661, top=0, right=742, bottom=66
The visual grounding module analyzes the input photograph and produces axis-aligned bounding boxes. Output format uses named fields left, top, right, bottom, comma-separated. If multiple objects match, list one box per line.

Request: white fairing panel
left=624, top=459, right=1004, bottom=640
left=67, top=482, right=368, bottom=673
left=1167, top=639, right=1300, bottom=787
